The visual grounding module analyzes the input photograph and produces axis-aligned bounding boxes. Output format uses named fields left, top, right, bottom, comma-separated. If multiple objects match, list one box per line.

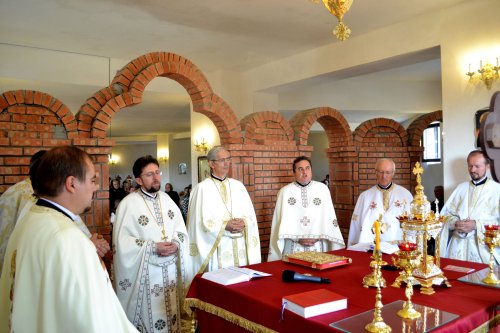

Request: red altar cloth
left=186, top=249, right=500, bottom=333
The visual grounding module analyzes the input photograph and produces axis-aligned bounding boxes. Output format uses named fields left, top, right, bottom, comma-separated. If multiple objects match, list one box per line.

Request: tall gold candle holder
left=365, top=262, right=392, bottom=333
left=482, top=225, right=500, bottom=285
left=397, top=162, right=450, bottom=295
left=392, top=244, right=422, bottom=319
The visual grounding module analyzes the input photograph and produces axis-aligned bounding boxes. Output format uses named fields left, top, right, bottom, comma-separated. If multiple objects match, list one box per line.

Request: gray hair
left=375, top=158, right=396, bottom=174
left=207, top=145, right=228, bottom=161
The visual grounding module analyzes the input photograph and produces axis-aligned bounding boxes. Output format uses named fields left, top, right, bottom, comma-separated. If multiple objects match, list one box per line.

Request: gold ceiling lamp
left=311, top=0, right=353, bottom=41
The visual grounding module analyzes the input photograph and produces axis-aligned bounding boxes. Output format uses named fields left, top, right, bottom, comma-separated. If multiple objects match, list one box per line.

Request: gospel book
left=282, top=251, right=352, bottom=270
left=201, top=266, right=271, bottom=286
left=282, top=288, right=347, bottom=318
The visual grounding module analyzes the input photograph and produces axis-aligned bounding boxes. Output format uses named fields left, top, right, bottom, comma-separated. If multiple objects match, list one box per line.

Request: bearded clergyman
left=113, top=155, right=188, bottom=332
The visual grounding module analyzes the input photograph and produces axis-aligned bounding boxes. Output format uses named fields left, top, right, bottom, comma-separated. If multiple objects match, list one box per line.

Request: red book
left=282, top=288, right=347, bottom=318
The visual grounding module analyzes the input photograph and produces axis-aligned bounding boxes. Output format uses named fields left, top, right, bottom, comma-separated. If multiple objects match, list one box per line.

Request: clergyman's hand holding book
left=201, top=266, right=272, bottom=286
left=282, top=288, right=347, bottom=318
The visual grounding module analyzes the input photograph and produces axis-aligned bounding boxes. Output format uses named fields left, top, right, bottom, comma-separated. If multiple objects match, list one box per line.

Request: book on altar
left=201, top=266, right=271, bottom=286
left=347, top=241, right=399, bottom=254
left=282, top=288, right=347, bottom=318
left=282, top=251, right=352, bottom=270
left=443, top=265, right=475, bottom=274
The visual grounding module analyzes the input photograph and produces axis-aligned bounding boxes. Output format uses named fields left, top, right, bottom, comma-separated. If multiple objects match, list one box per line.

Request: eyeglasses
left=212, top=157, right=232, bottom=163
left=141, top=170, right=162, bottom=177
left=376, top=171, right=393, bottom=176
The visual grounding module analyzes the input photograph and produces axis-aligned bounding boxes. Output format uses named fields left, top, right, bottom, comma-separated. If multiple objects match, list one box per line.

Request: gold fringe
left=470, top=314, right=500, bottom=333
left=184, top=297, right=278, bottom=333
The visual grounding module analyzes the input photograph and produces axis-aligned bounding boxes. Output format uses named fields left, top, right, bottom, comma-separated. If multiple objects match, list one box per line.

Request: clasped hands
left=298, top=238, right=319, bottom=247
left=155, top=242, right=178, bottom=256
left=90, top=233, right=111, bottom=257
left=454, top=218, right=476, bottom=233
left=225, top=218, right=246, bottom=233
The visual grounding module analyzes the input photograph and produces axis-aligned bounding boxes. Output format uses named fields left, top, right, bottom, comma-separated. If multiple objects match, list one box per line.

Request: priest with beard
left=268, top=156, right=344, bottom=261
left=440, top=150, right=500, bottom=264
left=113, top=155, right=188, bottom=332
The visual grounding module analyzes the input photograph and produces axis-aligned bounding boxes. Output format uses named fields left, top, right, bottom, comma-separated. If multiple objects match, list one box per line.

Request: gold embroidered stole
left=376, top=185, right=394, bottom=212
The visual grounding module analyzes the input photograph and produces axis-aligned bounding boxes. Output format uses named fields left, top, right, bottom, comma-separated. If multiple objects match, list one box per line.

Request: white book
left=201, top=266, right=271, bottom=286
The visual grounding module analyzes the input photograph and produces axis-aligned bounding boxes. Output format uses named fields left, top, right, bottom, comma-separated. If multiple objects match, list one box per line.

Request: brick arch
left=76, top=52, right=241, bottom=143
left=0, top=90, right=78, bottom=138
left=240, top=111, right=294, bottom=144
left=353, top=118, right=411, bottom=193
left=289, top=107, right=353, bottom=147
left=353, top=117, right=408, bottom=145
left=406, top=110, right=442, bottom=147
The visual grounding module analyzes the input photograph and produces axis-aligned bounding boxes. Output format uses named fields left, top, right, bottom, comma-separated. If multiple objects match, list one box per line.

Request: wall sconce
left=108, top=154, right=119, bottom=166
left=157, top=149, right=169, bottom=164
left=466, top=58, right=500, bottom=89
left=194, top=138, right=209, bottom=155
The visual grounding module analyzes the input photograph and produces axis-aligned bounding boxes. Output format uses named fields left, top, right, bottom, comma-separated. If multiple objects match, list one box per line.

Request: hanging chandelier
left=310, top=0, right=353, bottom=41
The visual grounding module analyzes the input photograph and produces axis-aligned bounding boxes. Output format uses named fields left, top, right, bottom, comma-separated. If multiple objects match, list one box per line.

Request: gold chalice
left=482, top=225, right=500, bottom=285
left=392, top=243, right=422, bottom=319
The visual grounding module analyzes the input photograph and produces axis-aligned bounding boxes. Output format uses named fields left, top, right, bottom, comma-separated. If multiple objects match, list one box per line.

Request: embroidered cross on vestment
left=300, top=216, right=310, bottom=227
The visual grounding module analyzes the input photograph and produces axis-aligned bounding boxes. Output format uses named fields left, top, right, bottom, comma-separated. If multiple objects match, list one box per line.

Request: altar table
left=185, top=249, right=500, bottom=332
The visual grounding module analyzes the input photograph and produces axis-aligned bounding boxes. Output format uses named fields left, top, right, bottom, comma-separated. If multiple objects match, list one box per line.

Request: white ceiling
left=0, top=0, right=464, bottom=137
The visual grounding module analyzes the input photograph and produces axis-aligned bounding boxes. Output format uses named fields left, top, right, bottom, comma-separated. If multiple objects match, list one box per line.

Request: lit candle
left=398, top=242, right=417, bottom=252
left=468, top=63, right=471, bottom=72
left=374, top=218, right=380, bottom=251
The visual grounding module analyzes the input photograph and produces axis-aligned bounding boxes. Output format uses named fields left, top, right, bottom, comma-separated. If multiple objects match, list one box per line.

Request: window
left=422, top=122, right=441, bottom=163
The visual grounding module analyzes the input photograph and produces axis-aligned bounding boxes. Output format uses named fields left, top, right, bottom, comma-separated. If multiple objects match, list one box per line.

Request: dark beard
left=145, top=183, right=160, bottom=194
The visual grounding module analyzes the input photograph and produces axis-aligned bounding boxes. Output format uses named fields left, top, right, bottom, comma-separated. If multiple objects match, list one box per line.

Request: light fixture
left=310, top=0, right=353, bottom=41
left=157, top=149, right=169, bottom=164
left=466, top=58, right=500, bottom=89
left=108, top=154, right=119, bottom=166
left=194, top=138, right=209, bottom=155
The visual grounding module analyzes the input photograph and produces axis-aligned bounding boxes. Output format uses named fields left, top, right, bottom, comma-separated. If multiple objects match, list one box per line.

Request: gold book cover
left=282, top=251, right=352, bottom=270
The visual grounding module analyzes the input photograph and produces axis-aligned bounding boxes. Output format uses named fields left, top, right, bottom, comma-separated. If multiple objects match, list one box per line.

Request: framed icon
left=178, top=162, right=187, bottom=174
left=198, top=156, right=210, bottom=182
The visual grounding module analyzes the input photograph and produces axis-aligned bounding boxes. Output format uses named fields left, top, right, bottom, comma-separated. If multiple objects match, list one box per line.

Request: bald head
left=375, top=158, right=395, bottom=187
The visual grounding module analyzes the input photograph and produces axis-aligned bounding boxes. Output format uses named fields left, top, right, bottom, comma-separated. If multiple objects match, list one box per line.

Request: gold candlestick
left=364, top=215, right=387, bottom=288
left=392, top=247, right=422, bottom=319
left=482, top=226, right=500, bottom=285
left=363, top=250, right=387, bottom=288
left=365, top=262, right=392, bottom=333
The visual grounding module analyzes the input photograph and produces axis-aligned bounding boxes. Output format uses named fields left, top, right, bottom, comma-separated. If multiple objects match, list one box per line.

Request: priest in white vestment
left=348, top=158, right=413, bottom=246
left=186, top=146, right=261, bottom=285
left=113, top=155, right=188, bottom=333
left=0, top=151, right=109, bottom=275
left=439, top=150, right=500, bottom=265
left=0, top=146, right=137, bottom=333
left=268, top=156, right=344, bottom=261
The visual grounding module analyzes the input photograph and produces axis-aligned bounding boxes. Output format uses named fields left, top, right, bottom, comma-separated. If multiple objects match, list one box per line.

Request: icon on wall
left=178, top=162, right=187, bottom=175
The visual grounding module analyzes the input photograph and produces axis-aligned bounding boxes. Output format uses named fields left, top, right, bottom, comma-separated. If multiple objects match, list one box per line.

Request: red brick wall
left=0, top=52, right=437, bottom=260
